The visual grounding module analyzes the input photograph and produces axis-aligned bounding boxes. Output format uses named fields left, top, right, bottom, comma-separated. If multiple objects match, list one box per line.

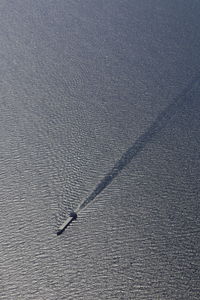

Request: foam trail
left=77, top=74, right=200, bottom=211
left=57, top=74, right=200, bottom=234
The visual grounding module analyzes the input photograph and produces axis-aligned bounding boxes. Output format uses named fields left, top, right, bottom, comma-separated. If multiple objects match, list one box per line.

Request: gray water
left=0, top=1, right=199, bottom=299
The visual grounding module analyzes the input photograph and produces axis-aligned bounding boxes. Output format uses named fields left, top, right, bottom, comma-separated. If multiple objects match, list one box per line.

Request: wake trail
left=77, top=74, right=200, bottom=211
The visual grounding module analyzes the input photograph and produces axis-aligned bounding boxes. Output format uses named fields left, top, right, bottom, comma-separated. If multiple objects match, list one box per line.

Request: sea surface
left=0, top=1, right=199, bottom=299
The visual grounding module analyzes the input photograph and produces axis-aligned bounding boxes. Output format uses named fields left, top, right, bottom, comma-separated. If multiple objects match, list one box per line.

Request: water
left=0, top=1, right=200, bottom=299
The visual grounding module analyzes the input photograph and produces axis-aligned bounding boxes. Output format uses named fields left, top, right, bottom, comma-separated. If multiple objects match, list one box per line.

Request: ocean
left=0, top=1, right=199, bottom=299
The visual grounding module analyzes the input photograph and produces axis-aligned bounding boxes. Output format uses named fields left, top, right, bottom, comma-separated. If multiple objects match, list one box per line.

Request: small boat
left=57, top=211, right=77, bottom=235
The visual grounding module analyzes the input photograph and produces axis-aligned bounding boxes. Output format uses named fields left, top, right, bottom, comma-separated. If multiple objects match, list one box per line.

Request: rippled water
left=0, top=1, right=200, bottom=299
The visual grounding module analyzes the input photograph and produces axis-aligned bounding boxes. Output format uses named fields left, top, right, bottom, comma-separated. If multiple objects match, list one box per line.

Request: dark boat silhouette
left=57, top=211, right=77, bottom=235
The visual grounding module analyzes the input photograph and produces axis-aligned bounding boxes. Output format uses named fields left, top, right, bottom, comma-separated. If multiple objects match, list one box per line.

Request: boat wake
left=57, top=73, right=200, bottom=234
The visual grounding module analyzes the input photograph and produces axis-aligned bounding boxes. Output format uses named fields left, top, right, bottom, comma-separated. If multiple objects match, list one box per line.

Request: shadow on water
left=77, top=73, right=200, bottom=211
